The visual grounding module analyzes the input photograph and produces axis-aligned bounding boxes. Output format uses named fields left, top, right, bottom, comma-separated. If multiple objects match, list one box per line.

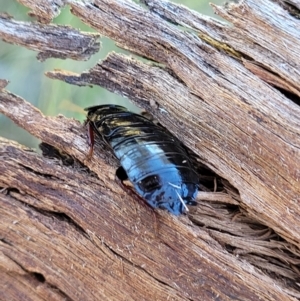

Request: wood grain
left=59, top=0, right=300, bottom=248
left=16, top=0, right=66, bottom=23
left=1, top=0, right=300, bottom=300
left=0, top=13, right=100, bottom=61
left=0, top=97, right=297, bottom=300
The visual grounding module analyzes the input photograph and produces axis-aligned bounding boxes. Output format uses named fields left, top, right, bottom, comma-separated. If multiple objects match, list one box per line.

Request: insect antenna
left=168, top=182, right=181, bottom=189
left=168, top=182, right=189, bottom=212
left=175, top=190, right=189, bottom=212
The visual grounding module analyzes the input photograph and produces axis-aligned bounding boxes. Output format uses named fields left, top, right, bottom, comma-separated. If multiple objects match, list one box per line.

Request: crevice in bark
left=275, top=0, right=300, bottom=18
left=5, top=253, right=73, bottom=301
left=31, top=272, right=46, bottom=283
left=190, top=206, right=300, bottom=295
left=7, top=188, right=88, bottom=237
left=0, top=238, right=13, bottom=246
left=1, top=0, right=300, bottom=300
left=18, top=163, right=58, bottom=180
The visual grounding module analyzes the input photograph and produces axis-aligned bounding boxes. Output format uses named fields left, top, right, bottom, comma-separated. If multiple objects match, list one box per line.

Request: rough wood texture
left=63, top=0, right=300, bottom=245
left=141, top=0, right=300, bottom=95
left=0, top=13, right=100, bottom=61
left=16, top=0, right=66, bottom=23
left=1, top=0, right=300, bottom=300
left=0, top=86, right=299, bottom=301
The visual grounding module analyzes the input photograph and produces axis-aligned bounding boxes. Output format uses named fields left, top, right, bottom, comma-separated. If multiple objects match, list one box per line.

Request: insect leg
left=86, top=121, right=95, bottom=160
left=115, top=167, right=158, bottom=235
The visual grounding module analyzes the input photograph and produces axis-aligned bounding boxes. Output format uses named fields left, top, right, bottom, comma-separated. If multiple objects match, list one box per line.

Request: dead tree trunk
left=1, top=0, right=300, bottom=300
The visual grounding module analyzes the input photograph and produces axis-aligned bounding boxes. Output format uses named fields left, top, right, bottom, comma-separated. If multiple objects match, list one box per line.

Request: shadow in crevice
left=276, top=87, right=300, bottom=106
left=188, top=169, right=300, bottom=297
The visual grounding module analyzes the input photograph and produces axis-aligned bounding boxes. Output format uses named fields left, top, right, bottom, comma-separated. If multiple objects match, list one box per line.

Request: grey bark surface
left=0, top=13, right=100, bottom=61
left=17, top=0, right=67, bottom=23
left=1, top=0, right=300, bottom=300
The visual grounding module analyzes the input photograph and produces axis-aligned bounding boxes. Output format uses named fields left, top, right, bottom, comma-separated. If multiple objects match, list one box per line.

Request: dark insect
left=85, top=104, right=199, bottom=215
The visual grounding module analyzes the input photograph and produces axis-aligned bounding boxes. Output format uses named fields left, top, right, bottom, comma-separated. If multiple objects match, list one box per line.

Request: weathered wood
left=0, top=88, right=299, bottom=301
left=0, top=13, right=100, bottom=61
left=141, top=0, right=300, bottom=95
left=1, top=0, right=300, bottom=300
left=53, top=0, right=300, bottom=248
left=16, top=0, right=66, bottom=23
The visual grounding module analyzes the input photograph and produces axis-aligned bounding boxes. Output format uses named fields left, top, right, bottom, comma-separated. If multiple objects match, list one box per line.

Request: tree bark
left=0, top=13, right=100, bottom=61
left=1, top=0, right=300, bottom=300
left=16, top=0, right=66, bottom=23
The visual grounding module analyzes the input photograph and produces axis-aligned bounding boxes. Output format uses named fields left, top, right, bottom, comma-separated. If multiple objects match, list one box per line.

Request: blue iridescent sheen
left=85, top=104, right=198, bottom=215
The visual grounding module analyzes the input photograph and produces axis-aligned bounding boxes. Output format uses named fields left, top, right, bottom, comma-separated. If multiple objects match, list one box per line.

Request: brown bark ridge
left=0, top=13, right=100, bottom=61
left=16, top=0, right=67, bottom=23
left=1, top=0, right=300, bottom=300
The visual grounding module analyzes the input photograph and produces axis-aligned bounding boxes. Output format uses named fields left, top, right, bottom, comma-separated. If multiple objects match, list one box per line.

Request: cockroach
left=85, top=104, right=198, bottom=215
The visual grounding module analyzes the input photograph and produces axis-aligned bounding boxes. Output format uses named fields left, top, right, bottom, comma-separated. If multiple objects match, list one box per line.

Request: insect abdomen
left=85, top=105, right=198, bottom=215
